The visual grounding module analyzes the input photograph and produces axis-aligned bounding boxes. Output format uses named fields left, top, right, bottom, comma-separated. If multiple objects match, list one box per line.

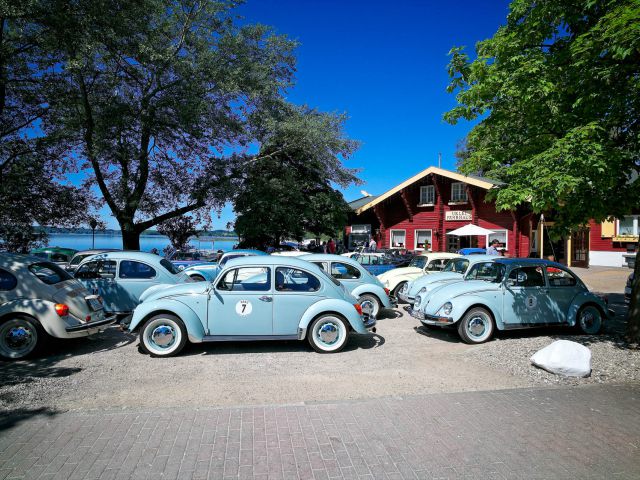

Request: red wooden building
left=346, top=167, right=532, bottom=257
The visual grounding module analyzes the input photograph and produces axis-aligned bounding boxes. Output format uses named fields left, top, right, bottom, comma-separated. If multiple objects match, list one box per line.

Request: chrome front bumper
left=396, top=292, right=413, bottom=304
left=406, top=306, right=454, bottom=326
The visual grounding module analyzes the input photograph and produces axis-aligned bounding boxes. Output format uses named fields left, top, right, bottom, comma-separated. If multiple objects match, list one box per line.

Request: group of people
left=307, top=238, right=345, bottom=254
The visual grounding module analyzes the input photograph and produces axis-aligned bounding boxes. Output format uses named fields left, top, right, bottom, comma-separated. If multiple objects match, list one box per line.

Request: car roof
left=30, top=246, right=78, bottom=254
left=78, top=251, right=164, bottom=262
left=464, top=255, right=499, bottom=262
left=224, top=255, right=318, bottom=269
left=420, top=252, right=461, bottom=259
left=0, top=252, right=54, bottom=268
left=73, top=249, right=120, bottom=255
left=223, top=249, right=266, bottom=256
left=494, top=257, right=567, bottom=268
left=300, top=253, right=359, bottom=263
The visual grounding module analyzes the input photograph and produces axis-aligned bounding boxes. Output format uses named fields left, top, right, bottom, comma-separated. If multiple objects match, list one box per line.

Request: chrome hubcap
left=151, top=325, right=175, bottom=348
left=360, top=300, right=374, bottom=316
left=581, top=308, right=600, bottom=332
left=6, top=327, right=33, bottom=350
left=318, top=323, right=339, bottom=345
left=468, top=316, right=486, bottom=337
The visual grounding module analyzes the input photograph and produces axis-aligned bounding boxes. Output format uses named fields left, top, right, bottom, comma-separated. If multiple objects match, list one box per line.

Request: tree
left=43, top=0, right=299, bottom=250
left=0, top=1, right=94, bottom=251
left=444, top=0, right=640, bottom=340
left=233, top=106, right=360, bottom=247
left=157, top=215, right=198, bottom=251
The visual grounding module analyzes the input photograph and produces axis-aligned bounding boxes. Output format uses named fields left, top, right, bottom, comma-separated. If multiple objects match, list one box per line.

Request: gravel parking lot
left=0, top=266, right=635, bottom=412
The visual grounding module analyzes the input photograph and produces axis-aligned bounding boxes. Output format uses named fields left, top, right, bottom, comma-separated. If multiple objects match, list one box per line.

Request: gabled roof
left=348, top=194, right=379, bottom=211
left=353, top=166, right=502, bottom=214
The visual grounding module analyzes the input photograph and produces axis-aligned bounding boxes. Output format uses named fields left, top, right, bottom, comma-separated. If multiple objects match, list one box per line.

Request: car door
left=117, top=260, right=162, bottom=312
left=208, top=266, right=273, bottom=336
left=328, top=261, right=361, bottom=294
left=272, top=266, right=324, bottom=335
left=502, top=265, right=553, bottom=325
left=74, top=260, right=120, bottom=312
left=544, top=265, right=581, bottom=323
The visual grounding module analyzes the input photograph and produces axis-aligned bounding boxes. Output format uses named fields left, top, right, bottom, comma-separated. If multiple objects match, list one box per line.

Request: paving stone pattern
left=1, top=383, right=639, bottom=479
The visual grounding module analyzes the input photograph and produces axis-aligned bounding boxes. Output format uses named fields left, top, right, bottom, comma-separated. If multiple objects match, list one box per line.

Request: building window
left=487, top=230, right=508, bottom=251
left=390, top=230, right=406, bottom=248
left=450, top=182, right=468, bottom=202
left=618, top=216, right=638, bottom=236
left=419, top=185, right=435, bottom=205
left=414, top=229, right=432, bottom=250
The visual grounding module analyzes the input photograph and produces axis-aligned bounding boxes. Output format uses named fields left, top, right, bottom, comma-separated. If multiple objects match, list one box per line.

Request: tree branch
left=135, top=201, right=204, bottom=231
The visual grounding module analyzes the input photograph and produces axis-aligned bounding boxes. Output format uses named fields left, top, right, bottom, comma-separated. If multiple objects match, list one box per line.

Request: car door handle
left=259, top=296, right=272, bottom=302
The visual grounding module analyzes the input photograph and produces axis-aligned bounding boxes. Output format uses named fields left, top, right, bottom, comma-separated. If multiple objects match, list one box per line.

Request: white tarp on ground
left=530, top=340, right=592, bottom=377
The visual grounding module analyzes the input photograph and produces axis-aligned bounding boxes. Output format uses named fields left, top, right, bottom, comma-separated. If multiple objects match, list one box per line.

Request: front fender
left=351, top=284, right=392, bottom=308
left=298, top=298, right=366, bottom=337
left=437, top=295, right=503, bottom=327
left=568, top=293, right=610, bottom=326
left=129, top=298, right=206, bottom=343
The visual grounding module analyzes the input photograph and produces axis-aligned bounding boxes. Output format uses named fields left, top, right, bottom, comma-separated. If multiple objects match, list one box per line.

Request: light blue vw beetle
left=409, top=258, right=612, bottom=344
left=182, top=249, right=266, bottom=281
left=74, top=251, right=193, bottom=315
left=398, top=255, right=497, bottom=304
left=300, top=254, right=396, bottom=318
left=129, top=256, right=376, bottom=356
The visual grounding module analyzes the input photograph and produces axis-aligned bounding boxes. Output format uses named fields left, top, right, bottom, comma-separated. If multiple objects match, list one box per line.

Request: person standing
left=368, top=237, right=377, bottom=252
left=327, top=238, right=336, bottom=254
left=486, top=239, right=501, bottom=255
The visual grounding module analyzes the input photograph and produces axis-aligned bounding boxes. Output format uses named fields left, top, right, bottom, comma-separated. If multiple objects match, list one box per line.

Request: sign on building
left=445, top=210, right=473, bottom=221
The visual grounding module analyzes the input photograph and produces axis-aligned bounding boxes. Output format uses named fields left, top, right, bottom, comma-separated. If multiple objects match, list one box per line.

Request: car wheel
left=457, top=307, right=495, bottom=344
left=577, top=305, right=603, bottom=335
left=358, top=294, right=380, bottom=319
left=0, top=316, right=43, bottom=360
left=308, top=314, right=349, bottom=353
left=392, top=282, right=407, bottom=302
left=140, top=314, right=188, bottom=357
left=190, top=274, right=206, bottom=282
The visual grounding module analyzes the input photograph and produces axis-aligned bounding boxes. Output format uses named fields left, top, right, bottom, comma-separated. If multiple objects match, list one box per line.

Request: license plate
left=86, top=297, right=103, bottom=311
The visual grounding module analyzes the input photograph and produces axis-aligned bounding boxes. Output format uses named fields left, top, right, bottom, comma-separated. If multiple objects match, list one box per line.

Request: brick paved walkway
left=1, top=383, right=639, bottom=480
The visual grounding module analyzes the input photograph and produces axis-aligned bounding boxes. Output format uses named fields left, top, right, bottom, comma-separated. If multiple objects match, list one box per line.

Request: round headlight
left=414, top=294, right=422, bottom=306
left=442, top=302, right=453, bottom=315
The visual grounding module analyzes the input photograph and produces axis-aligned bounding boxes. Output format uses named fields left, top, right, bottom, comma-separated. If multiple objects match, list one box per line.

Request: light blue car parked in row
left=301, top=254, right=396, bottom=318
left=182, top=249, right=267, bottom=281
left=397, top=255, right=497, bottom=304
left=129, top=256, right=376, bottom=357
left=409, top=258, right=612, bottom=344
left=74, top=251, right=193, bottom=315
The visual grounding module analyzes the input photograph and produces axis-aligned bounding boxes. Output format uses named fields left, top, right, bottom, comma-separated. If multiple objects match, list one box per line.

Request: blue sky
left=100, top=0, right=512, bottom=229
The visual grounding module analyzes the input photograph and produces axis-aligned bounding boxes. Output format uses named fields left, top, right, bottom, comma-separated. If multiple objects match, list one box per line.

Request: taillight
left=54, top=303, right=69, bottom=317
left=384, top=288, right=390, bottom=296
left=354, top=303, right=363, bottom=316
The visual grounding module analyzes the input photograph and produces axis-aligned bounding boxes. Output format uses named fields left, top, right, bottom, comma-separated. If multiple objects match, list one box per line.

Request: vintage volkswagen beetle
left=377, top=252, right=461, bottom=299
left=0, top=253, right=115, bottom=359
left=300, top=254, right=396, bottom=318
left=74, top=251, right=193, bottom=315
left=409, top=258, right=612, bottom=344
left=182, top=249, right=267, bottom=281
left=398, top=255, right=497, bottom=304
left=128, top=256, right=376, bottom=356
left=29, top=246, right=78, bottom=267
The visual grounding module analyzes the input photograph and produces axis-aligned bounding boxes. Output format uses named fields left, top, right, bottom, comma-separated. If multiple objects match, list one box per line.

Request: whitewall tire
left=308, top=315, right=349, bottom=353
left=140, top=314, right=188, bottom=357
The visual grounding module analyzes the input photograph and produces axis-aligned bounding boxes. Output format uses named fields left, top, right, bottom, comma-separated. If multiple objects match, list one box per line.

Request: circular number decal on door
left=235, top=300, right=252, bottom=316
left=525, top=295, right=537, bottom=309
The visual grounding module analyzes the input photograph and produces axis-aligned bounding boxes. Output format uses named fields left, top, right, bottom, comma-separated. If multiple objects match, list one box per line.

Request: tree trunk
left=121, top=226, right=141, bottom=250
left=626, top=245, right=640, bottom=343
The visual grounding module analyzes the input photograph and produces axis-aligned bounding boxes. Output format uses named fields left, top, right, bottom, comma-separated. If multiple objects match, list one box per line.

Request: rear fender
left=351, top=284, right=392, bottom=308
left=128, top=298, right=205, bottom=343
left=298, top=298, right=366, bottom=338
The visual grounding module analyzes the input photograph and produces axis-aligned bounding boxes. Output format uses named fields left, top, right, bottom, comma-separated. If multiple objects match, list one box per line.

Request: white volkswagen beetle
left=377, top=252, right=461, bottom=299
left=0, top=253, right=116, bottom=359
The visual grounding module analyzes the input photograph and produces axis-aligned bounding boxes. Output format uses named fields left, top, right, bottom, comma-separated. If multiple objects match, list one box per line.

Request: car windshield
left=409, top=256, right=427, bottom=268
left=160, top=258, right=181, bottom=275
left=28, top=262, right=73, bottom=285
left=443, top=258, right=469, bottom=273
left=220, top=254, right=246, bottom=267
left=466, top=262, right=505, bottom=282
left=70, top=254, right=91, bottom=266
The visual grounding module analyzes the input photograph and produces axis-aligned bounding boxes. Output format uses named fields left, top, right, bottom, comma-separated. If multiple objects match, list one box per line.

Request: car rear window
left=119, top=260, right=157, bottom=279
left=0, top=269, right=17, bottom=290
left=160, top=259, right=181, bottom=275
left=28, top=262, right=73, bottom=285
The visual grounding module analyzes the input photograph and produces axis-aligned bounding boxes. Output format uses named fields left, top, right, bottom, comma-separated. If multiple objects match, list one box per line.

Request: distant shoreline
left=48, top=232, right=239, bottom=241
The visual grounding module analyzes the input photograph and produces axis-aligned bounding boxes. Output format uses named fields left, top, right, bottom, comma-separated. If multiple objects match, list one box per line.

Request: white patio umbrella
left=446, top=224, right=495, bottom=251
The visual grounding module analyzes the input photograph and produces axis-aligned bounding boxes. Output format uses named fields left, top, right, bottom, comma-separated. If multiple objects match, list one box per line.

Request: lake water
left=46, top=234, right=238, bottom=253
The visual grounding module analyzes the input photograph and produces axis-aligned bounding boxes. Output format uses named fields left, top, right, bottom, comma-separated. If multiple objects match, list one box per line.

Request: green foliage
left=445, top=0, right=640, bottom=231
left=157, top=216, right=199, bottom=250
left=233, top=106, right=359, bottom=247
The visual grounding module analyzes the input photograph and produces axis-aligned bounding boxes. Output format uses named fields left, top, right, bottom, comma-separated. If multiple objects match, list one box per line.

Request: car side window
left=0, top=269, right=17, bottom=291
left=217, top=267, right=270, bottom=291
left=119, top=260, right=157, bottom=279
left=311, top=262, right=329, bottom=272
left=426, top=259, right=446, bottom=271
left=75, top=260, right=117, bottom=279
left=275, top=267, right=320, bottom=292
left=28, top=262, right=73, bottom=285
left=546, top=266, right=577, bottom=287
left=330, top=262, right=361, bottom=280
left=508, top=266, right=545, bottom=287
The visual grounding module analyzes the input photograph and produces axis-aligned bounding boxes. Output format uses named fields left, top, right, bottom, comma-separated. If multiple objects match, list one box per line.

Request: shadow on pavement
left=0, top=407, right=60, bottom=433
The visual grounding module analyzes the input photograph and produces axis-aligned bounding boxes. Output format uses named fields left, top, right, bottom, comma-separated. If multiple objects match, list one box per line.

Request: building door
left=571, top=228, right=589, bottom=268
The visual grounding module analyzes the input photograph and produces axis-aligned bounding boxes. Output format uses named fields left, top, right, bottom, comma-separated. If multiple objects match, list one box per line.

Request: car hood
left=378, top=266, right=422, bottom=281
left=426, top=279, right=501, bottom=302
left=140, top=282, right=209, bottom=303
left=408, top=272, right=463, bottom=296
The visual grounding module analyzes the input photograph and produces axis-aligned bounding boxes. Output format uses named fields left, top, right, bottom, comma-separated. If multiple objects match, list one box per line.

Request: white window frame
left=450, top=182, right=468, bottom=203
left=486, top=230, right=508, bottom=251
left=617, top=216, right=639, bottom=236
left=414, top=229, right=433, bottom=251
left=418, top=185, right=435, bottom=206
left=390, top=229, right=406, bottom=249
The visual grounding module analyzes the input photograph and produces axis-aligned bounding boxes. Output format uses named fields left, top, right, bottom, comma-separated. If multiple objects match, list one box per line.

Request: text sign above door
left=445, top=210, right=472, bottom=221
